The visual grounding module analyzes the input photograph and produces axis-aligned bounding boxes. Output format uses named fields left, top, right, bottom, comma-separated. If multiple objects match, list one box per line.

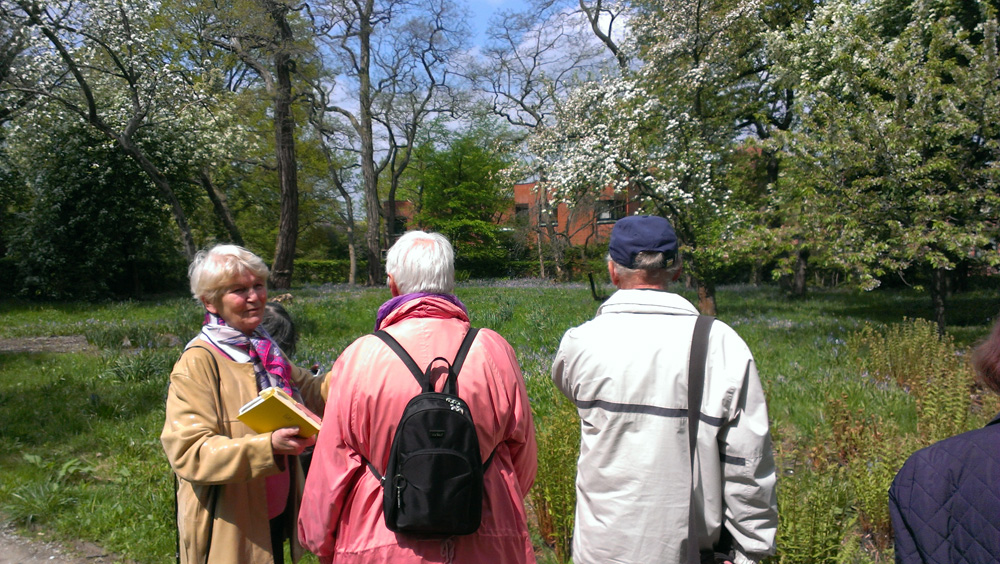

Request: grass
left=0, top=280, right=998, bottom=563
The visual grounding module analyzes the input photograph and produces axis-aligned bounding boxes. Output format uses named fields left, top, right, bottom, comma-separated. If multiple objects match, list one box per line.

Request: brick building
left=386, top=181, right=642, bottom=249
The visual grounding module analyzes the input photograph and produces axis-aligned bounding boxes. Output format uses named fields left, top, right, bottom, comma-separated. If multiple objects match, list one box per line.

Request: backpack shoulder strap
left=687, top=315, right=713, bottom=446
left=444, top=328, right=480, bottom=395
left=449, top=328, right=499, bottom=471
left=374, top=330, right=430, bottom=392
left=686, top=314, right=714, bottom=564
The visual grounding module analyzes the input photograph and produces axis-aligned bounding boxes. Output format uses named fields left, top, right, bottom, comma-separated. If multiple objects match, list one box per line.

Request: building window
left=596, top=199, right=626, bottom=223
left=515, top=204, right=529, bottom=221
left=392, top=217, right=407, bottom=237
left=538, top=206, right=553, bottom=227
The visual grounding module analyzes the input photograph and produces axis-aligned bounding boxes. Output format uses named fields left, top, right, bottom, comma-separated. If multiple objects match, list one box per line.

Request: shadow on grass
left=0, top=350, right=173, bottom=448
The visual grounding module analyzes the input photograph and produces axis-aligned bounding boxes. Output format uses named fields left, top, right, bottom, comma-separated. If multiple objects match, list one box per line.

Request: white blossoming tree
left=472, top=0, right=628, bottom=278
left=770, top=0, right=1000, bottom=331
left=523, top=0, right=768, bottom=314
left=0, top=0, right=249, bottom=260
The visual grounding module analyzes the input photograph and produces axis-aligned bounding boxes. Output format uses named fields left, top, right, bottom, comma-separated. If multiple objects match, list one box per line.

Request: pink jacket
left=298, top=296, right=538, bottom=564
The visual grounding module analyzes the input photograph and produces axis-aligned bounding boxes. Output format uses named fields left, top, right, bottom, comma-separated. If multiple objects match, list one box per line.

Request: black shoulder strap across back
left=686, top=314, right=714, bottom=564
left=374, top=328, right=480, bottom=395
left=366, top=328, right=483, bottom=482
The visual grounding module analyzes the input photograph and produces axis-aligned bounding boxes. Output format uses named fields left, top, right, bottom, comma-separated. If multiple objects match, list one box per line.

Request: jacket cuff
left=734, top=551, right=763, bottom=564
left=250, top=433, right=282, bottom=476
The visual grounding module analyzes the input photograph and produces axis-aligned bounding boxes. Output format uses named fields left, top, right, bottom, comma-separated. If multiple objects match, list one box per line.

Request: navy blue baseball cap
left=608, top=215, right=678, bottom=268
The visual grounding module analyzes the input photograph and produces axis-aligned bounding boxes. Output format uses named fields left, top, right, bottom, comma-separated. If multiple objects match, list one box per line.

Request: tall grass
left=0, top=283, right=998, bottom=563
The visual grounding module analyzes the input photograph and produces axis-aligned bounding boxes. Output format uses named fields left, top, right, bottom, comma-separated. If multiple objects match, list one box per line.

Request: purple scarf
left=197, top=312, right=294, bottom=395
left=374, top=292, right=468, bottom=331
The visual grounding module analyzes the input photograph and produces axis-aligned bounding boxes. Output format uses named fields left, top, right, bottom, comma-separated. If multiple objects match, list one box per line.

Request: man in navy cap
left=551, top=215, right=777, bottom=564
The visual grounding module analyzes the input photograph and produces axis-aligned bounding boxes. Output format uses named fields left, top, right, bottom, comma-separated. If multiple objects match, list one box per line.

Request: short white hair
left=385, top=231, right=455, bottom=295
left=189, top=244, right=269, bottom=306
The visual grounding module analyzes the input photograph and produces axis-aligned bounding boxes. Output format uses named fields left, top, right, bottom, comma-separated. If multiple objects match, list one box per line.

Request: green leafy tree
left=9, top=123, right=186, bottom=299
left=198, top=0, right=316, bottom=289
left=408, top=124, right=515, bottom=273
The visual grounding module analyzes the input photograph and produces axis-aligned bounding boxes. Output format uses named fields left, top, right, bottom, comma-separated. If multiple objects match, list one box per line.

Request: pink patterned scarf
left=197, top=312, right=294, bottom=395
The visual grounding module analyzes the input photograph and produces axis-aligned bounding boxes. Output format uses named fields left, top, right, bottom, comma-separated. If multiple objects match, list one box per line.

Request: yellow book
left=237, top=387, right=322, bottom=438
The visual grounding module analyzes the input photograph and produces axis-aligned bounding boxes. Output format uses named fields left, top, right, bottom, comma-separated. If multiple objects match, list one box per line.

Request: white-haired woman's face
left=204, top=271, right=267, bottom=335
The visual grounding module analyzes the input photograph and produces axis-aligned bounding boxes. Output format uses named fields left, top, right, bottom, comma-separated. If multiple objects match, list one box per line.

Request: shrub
left=293, top=259, right=369, bottom=285
left=775, top=447, right=854, bottom=564
left=0, top=256, right=16, bottom=294
left=531, top=389, right=579, bottom=562
left=849, top=318, right=977, bottom=444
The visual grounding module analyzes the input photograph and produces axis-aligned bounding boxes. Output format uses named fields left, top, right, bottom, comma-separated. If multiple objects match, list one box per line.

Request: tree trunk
left=386, top=196, right=398, bottom=243
left=931, top=267, right=949, bottom=336
left=117, top=137, right=197, bottom=259
left=198, top=169, right=244, bottom=246
left=697, top=279, right=717, bottom=316
left=750, top=260, right=763, bottom=285
left=359, top=7, right=382, bottom=286
left=268, top=7, right=299, bottom=290
left=347, top=231, right=357, bottom=285
left=791, top=247, right=809, bottom=297
left=340, top=186, right=358, bottom=286
left=332, top=175, right=357, bottom=285
left=536, top=230, right=546, bottom=278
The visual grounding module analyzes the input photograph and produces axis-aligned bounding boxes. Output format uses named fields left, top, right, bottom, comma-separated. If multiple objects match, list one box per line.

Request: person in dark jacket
left=889, top=319, right=1000, bottom=564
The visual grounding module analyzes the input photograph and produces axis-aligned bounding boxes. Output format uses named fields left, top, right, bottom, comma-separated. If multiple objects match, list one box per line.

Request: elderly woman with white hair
left=162, top=244, right=325, bottom=564
left=298, top=230, right=538, bottom=564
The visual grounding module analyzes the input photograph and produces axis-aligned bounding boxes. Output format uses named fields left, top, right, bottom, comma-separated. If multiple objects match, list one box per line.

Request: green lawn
left=1, top=281, right=997, bottom=563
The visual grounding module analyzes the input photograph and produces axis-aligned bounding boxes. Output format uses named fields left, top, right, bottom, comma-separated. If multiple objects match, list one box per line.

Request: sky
left=467, top=0, right=529, bottom=45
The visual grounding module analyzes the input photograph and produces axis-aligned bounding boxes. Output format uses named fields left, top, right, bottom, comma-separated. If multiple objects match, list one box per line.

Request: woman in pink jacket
left=298, top=231, right=538, bottom=564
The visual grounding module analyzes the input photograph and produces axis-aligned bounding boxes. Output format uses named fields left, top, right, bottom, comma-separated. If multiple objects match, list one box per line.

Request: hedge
left=293, top=259, right=370, bottom=285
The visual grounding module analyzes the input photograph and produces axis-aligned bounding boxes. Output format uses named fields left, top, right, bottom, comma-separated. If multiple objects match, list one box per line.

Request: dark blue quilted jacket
left=889, top=413, right=1000, bottom=564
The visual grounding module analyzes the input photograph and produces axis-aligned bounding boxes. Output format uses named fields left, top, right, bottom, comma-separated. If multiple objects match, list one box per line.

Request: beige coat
left=162, top=344, right=326, bottom=564
left=551, top=289, right=777, bottom=564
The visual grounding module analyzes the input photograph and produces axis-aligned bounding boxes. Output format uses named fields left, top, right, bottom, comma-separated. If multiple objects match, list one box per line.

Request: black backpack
left=365, top=328, right=494, bottom=536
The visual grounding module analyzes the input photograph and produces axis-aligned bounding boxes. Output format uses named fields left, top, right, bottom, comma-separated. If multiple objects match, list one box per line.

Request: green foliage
left=775, top=316, right=994, bottom=562
left=293, top=259, right=370, bottom=285
left=775, top=450, right=854, bottom=564
left=849, top=318, right=978, bottom=444
left=407, top=124, right=517, bottom=274
left=6, top=124, right=187, bottom=300
left=529, top=380, right=579, bottom=562
left=1, top=285, right=999, bottom=563
left=1, top=455, right=94, bottom=527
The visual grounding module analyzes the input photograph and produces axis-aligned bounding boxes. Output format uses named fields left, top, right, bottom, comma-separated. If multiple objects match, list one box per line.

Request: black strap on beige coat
left=686, top=315, right=714, bottom=564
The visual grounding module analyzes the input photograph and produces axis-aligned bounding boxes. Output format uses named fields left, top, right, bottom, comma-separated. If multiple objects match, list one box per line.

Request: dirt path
left=0, top=524, right=122, bottom=564
left=0, top=335, right=94, bottom=354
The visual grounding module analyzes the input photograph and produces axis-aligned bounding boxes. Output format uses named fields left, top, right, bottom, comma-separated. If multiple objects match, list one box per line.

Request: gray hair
left=609, top=251, right=681, bottom=285
left=189, top=244, right=269, bottom=306
left=261, top=302, right=298, bottom=357
left=386, top=231, right=455, bottom=295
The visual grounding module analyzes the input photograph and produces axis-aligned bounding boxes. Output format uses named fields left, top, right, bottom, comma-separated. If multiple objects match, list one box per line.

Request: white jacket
left=551, top=289, right=777, bottom=564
